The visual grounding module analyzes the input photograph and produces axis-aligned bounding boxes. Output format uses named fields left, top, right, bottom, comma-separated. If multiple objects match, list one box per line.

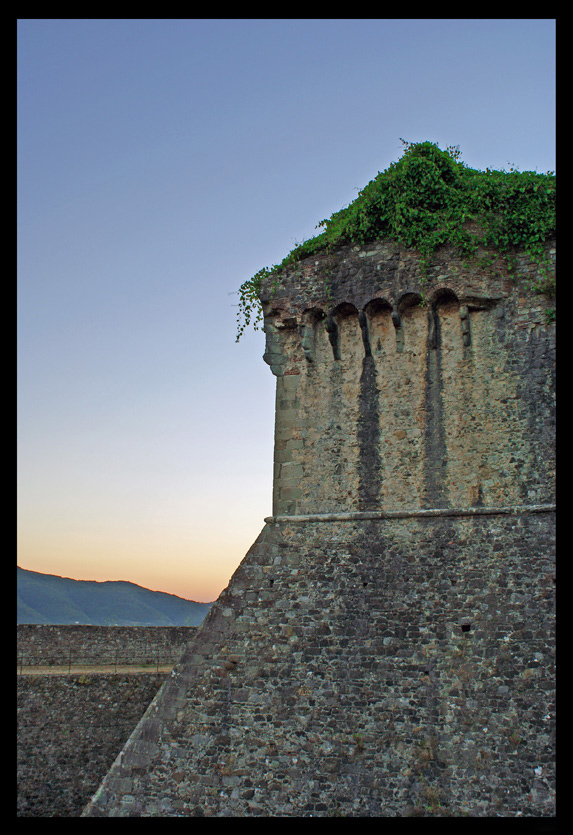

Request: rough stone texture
left=262, top=239, right=555, bottom=517
left=17, top=624, right=195, bottom=667
left=17, top=673, right=168, bottom=817
left=83, top=238, right=555, bottom=817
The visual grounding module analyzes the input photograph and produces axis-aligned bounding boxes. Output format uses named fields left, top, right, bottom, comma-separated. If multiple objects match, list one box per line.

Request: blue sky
left=17, top=19, right=555, bottom=602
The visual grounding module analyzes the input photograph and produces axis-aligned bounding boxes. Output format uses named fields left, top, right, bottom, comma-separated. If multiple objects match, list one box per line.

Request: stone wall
left=83, top=238, right=555, bottom=817
left=17, top=673, right=168, bottom=817
left=82, top=511, right=555, bottom=817
left=261, top=240, right=555, bottom=517
left=17, top=624, right=194, bottom=666
left=17, top=626, right=196, bottom=816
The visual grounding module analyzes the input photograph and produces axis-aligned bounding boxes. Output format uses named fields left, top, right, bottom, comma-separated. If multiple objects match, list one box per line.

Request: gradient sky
left=17, top=19, right=556, bottom=603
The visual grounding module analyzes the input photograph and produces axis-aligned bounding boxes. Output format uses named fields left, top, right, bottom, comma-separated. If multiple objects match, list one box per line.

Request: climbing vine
left=236, top=140, right=555, bottom=340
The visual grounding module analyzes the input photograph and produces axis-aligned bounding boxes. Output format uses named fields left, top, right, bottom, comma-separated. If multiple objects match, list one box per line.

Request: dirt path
left=17, top=664, right=174, bottom=675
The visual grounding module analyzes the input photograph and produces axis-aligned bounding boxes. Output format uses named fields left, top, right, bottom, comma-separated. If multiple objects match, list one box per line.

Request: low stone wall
left=17, top=624, right=195, bottom=667
left=17, top=672, right=168, bottom=817
left=17, top=626, right=196, bottom=817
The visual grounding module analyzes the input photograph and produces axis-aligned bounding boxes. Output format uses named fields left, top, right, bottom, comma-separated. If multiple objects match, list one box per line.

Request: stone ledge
left=264, top=504, right=555, bottom=524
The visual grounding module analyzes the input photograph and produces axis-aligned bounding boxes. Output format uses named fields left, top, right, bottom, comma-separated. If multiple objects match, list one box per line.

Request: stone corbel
left=427, top=307, right=438, bottom=351
left=358, top=311, right=372, bottom=357
left=299, top=322, right=315, bottom=362
left=392, top=310, right=404, bottom=353
left=459, top=305, right=471, bottom=346
left=326, top=315, right=341, bottom=361
left=263, top=310, right=298, bottom=376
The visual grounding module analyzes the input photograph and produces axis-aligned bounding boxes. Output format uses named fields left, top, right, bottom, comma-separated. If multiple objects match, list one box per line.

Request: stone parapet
left=17, top=624, right=195, bottom=666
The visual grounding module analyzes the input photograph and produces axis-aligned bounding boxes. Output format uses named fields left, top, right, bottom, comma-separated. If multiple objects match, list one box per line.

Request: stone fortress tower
left=84, top=150, right=555, bottom=817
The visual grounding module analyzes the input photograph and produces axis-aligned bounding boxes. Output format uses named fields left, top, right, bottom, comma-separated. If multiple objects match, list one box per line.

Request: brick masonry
left=82, top=238, right=555, bottom=817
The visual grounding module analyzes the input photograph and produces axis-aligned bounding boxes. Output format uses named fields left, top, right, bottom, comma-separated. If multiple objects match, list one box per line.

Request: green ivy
left=236, top=140, right=555, bottom=340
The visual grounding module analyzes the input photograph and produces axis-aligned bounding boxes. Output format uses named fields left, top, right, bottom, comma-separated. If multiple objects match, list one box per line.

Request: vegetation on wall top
left=236, top=140, right=555, bottom=340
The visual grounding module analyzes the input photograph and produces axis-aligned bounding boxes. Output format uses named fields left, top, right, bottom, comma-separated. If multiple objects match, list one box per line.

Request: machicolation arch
left=284, top=288, right=492, bottom=364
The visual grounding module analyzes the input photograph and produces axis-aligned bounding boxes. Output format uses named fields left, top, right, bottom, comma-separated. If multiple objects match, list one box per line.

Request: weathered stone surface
left=83, top=239, right=555, bottom=817
left=261, top=241, right=555, bottom=517
left=17, top=624, right=194, bottom=667
left=17, top=673, right=168, bottom=817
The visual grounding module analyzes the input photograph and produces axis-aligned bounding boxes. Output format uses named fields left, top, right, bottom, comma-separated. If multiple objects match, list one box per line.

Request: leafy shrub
left=236, top=140, right=555, bottom=340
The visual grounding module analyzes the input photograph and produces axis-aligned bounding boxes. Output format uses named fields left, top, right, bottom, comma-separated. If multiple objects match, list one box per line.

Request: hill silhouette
left=17, top=566, right=212, bottom=626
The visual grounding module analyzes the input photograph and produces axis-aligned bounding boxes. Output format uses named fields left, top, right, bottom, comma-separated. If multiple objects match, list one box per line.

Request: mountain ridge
left=17, top=566, right=213, bottom=626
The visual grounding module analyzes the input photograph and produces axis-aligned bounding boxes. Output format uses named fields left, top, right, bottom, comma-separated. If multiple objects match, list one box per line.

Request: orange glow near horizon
left=17, top=505, right=269, bottom=604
